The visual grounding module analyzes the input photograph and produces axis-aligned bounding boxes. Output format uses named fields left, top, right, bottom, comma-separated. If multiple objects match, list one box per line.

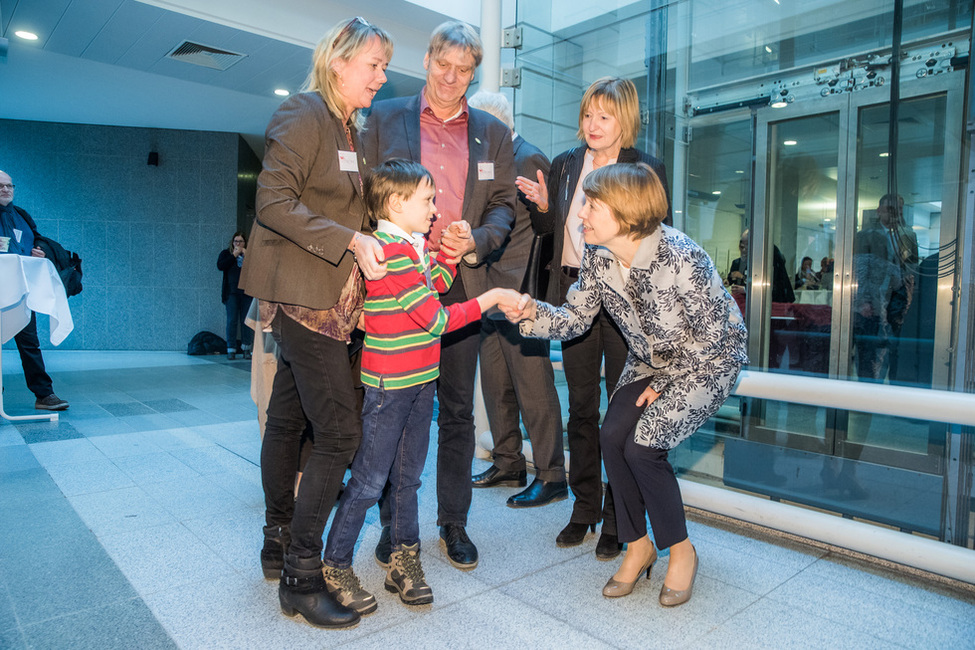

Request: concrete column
left=479, top=0, right=501, bottom=92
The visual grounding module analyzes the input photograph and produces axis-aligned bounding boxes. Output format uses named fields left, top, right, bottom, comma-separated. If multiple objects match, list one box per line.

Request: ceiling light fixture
left=15, top=30, right=39, bottom=40
left=771, top=100, right=788, bottom=108
left=712, top=191, right=721, bottom=195
left=879, top=152, right=889, bottom=157
left=274, top=88, right=290, bottom=97
left=765, top=45, right=773, bottom=53
left=783, top=140, right=798, bottom=146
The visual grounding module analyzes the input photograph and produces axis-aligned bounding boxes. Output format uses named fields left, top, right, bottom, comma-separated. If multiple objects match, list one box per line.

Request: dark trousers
left=14, top=312, right=53, bottom=399
left=261, top=311, right=362, bottom=559
left=600, top=377, right=688, bottom=550
left=479, top=317, right=565, bottom=481
left=559, top=269, right=627, bottom=533
left=224, top=293, right=254, bottom=352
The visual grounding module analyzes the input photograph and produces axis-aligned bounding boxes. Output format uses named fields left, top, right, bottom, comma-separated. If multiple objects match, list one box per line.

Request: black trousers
left=559, top=269, right=627, bottom=534
left=600, top=377, right=688, bottom=550
left=14, top=312, right=53, bottom=399
left=261, top=311, right=362, bottom=559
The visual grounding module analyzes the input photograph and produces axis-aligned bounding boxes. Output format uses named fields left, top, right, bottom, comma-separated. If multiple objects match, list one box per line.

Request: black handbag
left=520, top=231, right=554, bottom=299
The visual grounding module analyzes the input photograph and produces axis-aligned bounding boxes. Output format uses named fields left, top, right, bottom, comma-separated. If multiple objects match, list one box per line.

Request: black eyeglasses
left=0, top=184, right=14, bottom=190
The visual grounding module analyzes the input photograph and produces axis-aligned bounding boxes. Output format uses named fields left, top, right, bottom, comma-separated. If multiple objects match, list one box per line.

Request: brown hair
left=581, top=163, right=668, bottom=239
left=576, top=77, right=641, bottom=149
left=303, top=17, right=393, bottom=129
left=364, top=159, right=435, bottom=221
left=228, top=231, right=247, bottom=252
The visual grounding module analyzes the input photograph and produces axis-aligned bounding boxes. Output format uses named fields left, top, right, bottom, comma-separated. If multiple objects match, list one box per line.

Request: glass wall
left=513, top=0, right=973, bottom=548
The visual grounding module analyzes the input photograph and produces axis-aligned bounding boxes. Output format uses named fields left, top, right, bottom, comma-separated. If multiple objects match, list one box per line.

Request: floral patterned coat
left=521, top=224, right=749, bottom=449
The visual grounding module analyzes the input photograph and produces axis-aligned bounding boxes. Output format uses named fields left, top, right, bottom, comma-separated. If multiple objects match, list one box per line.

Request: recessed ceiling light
left=735, top=170, right=744, bottom=174
left=274, top=88, right=290, bottom=97
left=712, top=191, right=721, bottom=195
left=765, top=46, right=772, bottom=53
left=15, top=30, right=39, bottom=40
left=783, top=140, right=798, bottom=146
left=771, top=100, right=788, bottom=108
left=878, top=152, right=889, bottom=157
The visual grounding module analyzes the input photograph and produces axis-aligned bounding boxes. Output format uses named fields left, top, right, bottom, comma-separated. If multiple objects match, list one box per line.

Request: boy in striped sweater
left=321, top=159, right=516, bottom=613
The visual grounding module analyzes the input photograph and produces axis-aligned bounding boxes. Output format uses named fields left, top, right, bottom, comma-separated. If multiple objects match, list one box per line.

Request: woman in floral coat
left=503, top=162, right=747, bottom=607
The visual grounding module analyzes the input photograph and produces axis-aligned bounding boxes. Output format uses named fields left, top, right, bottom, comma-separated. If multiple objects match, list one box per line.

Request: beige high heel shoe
left=602, top=546, right=657, bottom=598
left=659, top=546, right=698, bottom=607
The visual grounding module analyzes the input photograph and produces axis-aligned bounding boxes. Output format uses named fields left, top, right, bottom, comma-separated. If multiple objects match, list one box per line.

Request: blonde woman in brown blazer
left=239, top=16, right=392, bottom=629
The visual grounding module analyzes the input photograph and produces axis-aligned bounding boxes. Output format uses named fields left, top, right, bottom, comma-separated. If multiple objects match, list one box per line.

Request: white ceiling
left=0, top=0, right=459, bottom=154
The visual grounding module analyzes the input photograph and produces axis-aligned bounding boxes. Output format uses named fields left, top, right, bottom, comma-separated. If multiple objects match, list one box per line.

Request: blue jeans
left=323, top=381, right=435, bottom=568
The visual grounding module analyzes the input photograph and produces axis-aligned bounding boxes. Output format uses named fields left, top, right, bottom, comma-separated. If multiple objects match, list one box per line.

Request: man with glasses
left=362, top=21, right=516, bottom=571
left=0, top=170, right=69, bottom=411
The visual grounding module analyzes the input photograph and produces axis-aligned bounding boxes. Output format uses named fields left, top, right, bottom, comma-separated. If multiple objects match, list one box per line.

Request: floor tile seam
left=811, top=551, right=975, bottom=624
left=0, top=581, right=27, bottom=639
left=15, top=595, right=156, bottom=630
left=763, top=566, right=955, bottom=644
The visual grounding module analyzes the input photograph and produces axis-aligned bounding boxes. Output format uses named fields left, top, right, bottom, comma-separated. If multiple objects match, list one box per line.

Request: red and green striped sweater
left=361, top=229, right=481, bottom=389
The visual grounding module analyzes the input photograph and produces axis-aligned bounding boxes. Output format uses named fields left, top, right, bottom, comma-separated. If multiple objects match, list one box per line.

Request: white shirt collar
left=377, top=220, right=426, bottom=248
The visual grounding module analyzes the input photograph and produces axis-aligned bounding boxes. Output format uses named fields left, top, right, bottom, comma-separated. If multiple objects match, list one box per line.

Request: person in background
left=466, top=91, right=568, bottom=509
left=794, top=256, right=820, bottom=290
left=0, top=169, right=69, bottom=411
left=515, top=77, right=671, bottom=560
left=239, top=16, right=392, bottom=630
left=503, top=162, right=747, bottom=607
left=361, top=21, right=516, bottom=572
left=217, top=231, right=253, bottom=360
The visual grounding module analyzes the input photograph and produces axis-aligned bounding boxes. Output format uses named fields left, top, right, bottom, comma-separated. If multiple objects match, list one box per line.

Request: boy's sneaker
left=322, top=565, right=377, bottom=615
left=384, top=543, right=433, bottom=605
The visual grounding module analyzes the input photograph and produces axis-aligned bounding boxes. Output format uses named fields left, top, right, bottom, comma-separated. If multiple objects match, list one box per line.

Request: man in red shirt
left=362, top=21, right=516, bottom=571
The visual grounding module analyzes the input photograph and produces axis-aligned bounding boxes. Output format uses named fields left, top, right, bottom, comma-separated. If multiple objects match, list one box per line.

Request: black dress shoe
left=595, top=531, right=623, bottom=560
left=556, top=522, right=595, bottom=547
left=506, top=477, right=568, bottom=508
left=472, top=465, right=527, bottom=488
left=439, top=524, right=478, bottom=570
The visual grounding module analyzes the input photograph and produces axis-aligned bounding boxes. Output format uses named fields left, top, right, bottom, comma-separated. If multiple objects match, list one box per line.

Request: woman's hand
left=499, top=292, right=537, bottom=323
left=515, top=169, right=549, bottom=213
left=635, top=385, right=661, bottom=408
left=353, top=234, right=387, bottom=280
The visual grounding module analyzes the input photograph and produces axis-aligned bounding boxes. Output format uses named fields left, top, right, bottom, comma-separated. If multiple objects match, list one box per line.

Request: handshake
left=476, top=288, right=537, bottom=323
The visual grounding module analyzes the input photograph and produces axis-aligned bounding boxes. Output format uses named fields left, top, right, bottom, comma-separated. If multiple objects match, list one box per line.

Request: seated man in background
left=0, top=170, right=69, bottom=411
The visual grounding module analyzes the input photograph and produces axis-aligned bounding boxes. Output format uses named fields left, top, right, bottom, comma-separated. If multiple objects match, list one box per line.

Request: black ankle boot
left=279, top=554, right=360, bottom=628
left=261, top=525, right=290, bottom=579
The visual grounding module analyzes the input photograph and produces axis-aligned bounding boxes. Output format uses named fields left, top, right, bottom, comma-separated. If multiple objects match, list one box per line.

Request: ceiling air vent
left=166, top=41, right=246, bottom=71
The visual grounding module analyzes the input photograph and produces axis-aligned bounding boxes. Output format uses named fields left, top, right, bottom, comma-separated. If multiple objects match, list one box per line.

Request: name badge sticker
left=477, top=162, right=495, bottom=181
left=13, top=228, right=23, bottom=243
left=338, top=150, right=359, bottom=173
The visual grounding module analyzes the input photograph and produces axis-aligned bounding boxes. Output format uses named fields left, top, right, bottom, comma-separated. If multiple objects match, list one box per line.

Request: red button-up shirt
left=419, top=90, right=469, bottom=251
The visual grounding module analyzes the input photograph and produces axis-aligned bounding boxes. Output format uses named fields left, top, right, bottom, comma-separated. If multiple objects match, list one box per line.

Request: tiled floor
left=1, top=350, right=973, bottom=649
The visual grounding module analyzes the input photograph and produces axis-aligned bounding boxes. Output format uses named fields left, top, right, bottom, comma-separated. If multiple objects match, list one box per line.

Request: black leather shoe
left=472, top=465, right=527, bottom=488
left=506, top=478, right=568, bottom=508
left=556, top=522, right=595, bottom=547
left=279, top=555, right=360, bottom=628
left=439, top=524, right=478, bottom=570
left=374, top=525, right=392, bottom=568
left=595, top=531, right=623, bottom=561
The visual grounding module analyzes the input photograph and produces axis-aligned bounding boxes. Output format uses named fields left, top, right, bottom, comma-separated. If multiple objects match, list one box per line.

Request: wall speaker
left=147, top=151, right=159, bottom=166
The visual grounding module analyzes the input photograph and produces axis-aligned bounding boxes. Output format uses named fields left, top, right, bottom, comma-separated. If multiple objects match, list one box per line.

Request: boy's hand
left=498, top=292, right=537, bottom=322
left=475, top=287, right=520, bottom=312
left=441, top=220, right=475, bottom=257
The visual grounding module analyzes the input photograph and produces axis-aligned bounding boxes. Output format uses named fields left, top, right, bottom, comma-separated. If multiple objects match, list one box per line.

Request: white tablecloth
left=0, top=255, right=74, bottom=345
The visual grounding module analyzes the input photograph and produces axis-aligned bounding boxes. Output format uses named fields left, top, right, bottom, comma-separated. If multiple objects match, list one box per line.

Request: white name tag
left=13, top=228, right=23, bottom=243
left=477, top=162, right=495, bottom=181
left=338, top=150, right=359, bottom=173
